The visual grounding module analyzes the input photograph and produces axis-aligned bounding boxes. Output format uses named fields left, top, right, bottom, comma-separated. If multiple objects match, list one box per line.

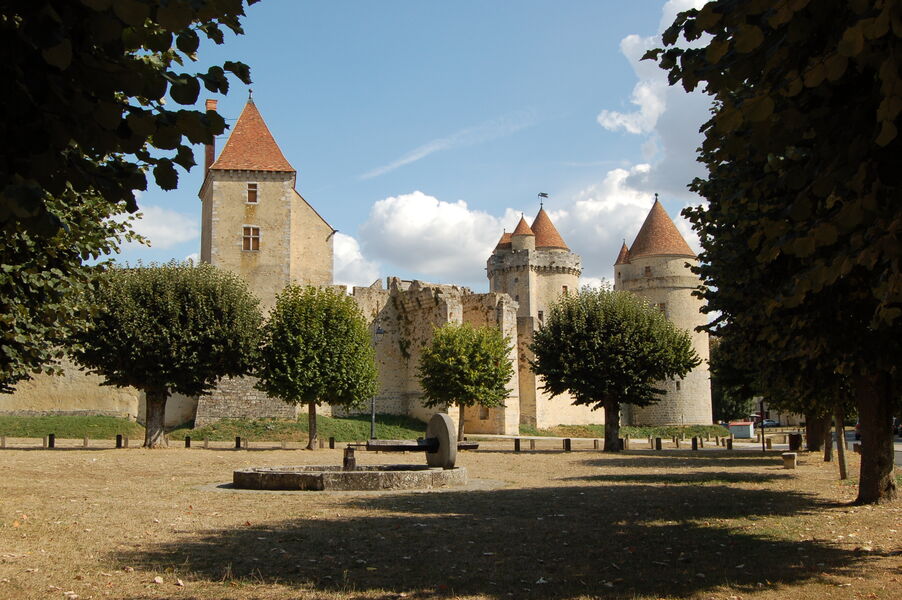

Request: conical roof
left=210, top=99, right=294, bottom=172
left=614, top=242, right=630, bottom=265
left=628, top=199, right=695, bottom=259
left=531, top=207, right=568, bottom=250
left=494, top=231, right=512, bottom=249
left=512, top=216, right=534, bottom=236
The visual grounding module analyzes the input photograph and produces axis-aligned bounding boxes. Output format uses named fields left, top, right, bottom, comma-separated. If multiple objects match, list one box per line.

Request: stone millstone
left=425, top=413, right=457, bottom=469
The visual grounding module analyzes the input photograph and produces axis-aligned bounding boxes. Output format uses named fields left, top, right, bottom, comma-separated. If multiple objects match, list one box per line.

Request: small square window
left=243, top=226, right=260, bottom=251
left=644, top=266, right=652, bottom=277
left=247, top=182, right=258, bottom=204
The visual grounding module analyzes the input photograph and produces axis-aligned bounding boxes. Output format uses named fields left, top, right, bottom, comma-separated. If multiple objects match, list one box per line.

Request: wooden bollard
left=184, top=436, right=191, bottom=448
left=617, top=438, right=624, bottom=450
left=529, top=439, right=536, bottom=450
left=115, top=434, right=123, bottom=449
left=329, top=437, right=335, bottom=449
left=788, top=433, right=802, bottom=451
left=42, top=436, right=48, bottom=449
left=514, top=438, right=521, bottom=452
left=782, top=452, right=797, bottom=469
left=593, top=439, right=600, bottom=450
left=203, top=438, right=209, bottom=449
left=726, top=438, right=733, bottom=450
left=654, top=437, right=662, bottom=451
left=675, top=438, right=681, bottom=448
left=691, top=437, right=698, bottom=451
left=318, top=438, right=324, bottom=449
left=699, top=438, right=704, bottom=448
left=1, top=435, right=5, bottom=449
left=123, top=436, right=129, bottom=448
left=47, top=433, right=55, bottom=448
left=235, top=436, right=242, bottom=449
left=83, top=435, right=89, bottom=448
left=623, top=436, right=630, bottom=450
left=853, top=442, right=861, bottom=454
left=765, top=438, right=772, bottom=449
left=281, top=440, right=287, bottom=449
left=243, top=438, right=249, bottom=449
left=563, top=438, right=572, bottom=452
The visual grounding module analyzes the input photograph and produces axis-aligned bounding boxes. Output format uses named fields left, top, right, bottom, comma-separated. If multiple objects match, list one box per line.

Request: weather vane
left=538, top=192, right=549, bottom=208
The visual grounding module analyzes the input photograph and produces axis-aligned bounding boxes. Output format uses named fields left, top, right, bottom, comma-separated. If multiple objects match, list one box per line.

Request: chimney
left=204, top=99, right=218, bottom=174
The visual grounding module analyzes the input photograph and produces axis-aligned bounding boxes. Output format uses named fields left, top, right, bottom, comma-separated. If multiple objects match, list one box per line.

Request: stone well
left=233, top=464, right=467, bottom=491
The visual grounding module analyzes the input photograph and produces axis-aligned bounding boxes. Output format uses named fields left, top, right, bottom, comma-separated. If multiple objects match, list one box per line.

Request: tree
left=530, top=288, right=701, bottom=451
left=417, top=323, right=515, bottom=440
left=1, top=0, right=256, bottom=236
left=1, top=0, right=256, bottom=391
left=648, top=0, right=902, bottom=503
left=256, top=286, right=378, bottom=450
left=71, top=262, right=262, bottom=447
left=1, top=193, right=142, bottom=392
left=709, top=337, right=756, bottom=423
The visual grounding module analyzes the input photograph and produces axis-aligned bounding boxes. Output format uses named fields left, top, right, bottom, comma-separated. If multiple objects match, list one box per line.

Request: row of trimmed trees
left=67, top=262, right=698, bottom=452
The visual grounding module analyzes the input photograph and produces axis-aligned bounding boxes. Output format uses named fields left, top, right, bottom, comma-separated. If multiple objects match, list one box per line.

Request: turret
left=510, top=216, right=535, bottom=252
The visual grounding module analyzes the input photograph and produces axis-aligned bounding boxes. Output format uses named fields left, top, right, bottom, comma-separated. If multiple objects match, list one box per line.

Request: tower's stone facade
left=614, top=200, right=712, bottom=426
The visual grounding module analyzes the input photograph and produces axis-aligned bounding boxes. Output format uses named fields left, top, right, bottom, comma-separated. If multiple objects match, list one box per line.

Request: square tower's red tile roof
left=628, top=199, right=695, bottom=259
left=494, top=231, right=513, bottom=249
left=210, top=99, right=294, bottom=172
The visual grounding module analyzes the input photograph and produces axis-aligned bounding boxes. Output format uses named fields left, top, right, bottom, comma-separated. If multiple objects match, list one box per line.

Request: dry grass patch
left=0, top=441, right=899, bottom=599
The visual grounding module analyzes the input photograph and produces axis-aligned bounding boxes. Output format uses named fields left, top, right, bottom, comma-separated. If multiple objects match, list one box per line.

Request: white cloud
left=333, top=233, right=381, bottom=288
left=128, top=205, right=199, bottom=249
left=360, top=110, right=536, bottom=179
left=184, top=252, right=199, bottom=264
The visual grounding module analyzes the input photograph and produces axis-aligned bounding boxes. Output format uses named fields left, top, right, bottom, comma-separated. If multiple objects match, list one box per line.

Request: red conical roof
left=512, top=216, right=534, bottom=236
left=629, top=199, right=695, bottom=259
left=210, top=99, right=294, bottom=172
left=495, top=231, right=512, bottom=249
left=531, top=207, right=568, bottom=250
left=614, top=242, right=630, bottom=265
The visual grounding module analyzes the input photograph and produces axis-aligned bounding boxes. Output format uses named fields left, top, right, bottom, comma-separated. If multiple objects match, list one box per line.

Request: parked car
left=759, top=419, right=781, bottom=428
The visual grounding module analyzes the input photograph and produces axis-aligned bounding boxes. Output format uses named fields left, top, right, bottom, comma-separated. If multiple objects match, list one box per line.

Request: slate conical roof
left=614, top=241, right=631, bottom=265
left=628, top=199, right=695, bottom=259
left=210, top=99, right=294, bottom=172
left=512, top=216, right=535, bottom=236
left=531, top=207, right=568, bottom=250
left=494, top=231, right=512, bottom=249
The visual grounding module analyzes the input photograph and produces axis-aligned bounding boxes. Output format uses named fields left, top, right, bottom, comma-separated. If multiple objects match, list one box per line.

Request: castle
left=0, top=97, right=712, bottom=431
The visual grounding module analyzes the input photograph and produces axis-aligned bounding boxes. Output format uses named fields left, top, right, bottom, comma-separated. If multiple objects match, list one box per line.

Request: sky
left=122, top=0, right=712, bottom=291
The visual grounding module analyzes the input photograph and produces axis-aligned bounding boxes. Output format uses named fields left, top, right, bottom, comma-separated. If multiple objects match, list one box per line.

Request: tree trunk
left=306, top=402, right=317, bottom=450
left=835, top=407, right=848, bottom=480
left=805, top=413, right=829, bottom=452
left=823, top=413, right=834, bottom=462
left=603, top=398, right=621, bottom=452
left=143, top=387, right=168, bottom=448
left=854, top=373, right=897, bottom=504
left=458, top=404, right=465, bottom=442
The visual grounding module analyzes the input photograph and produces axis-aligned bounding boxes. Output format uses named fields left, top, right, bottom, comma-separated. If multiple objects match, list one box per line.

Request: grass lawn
left=521, top=423, right=730, bottom=439
left=0, top=439, right=897, bottom=599
left=0, top=415, right=144, bottom=439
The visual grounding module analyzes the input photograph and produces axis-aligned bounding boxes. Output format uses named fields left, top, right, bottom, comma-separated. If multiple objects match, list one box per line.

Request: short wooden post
left=184, top=436, right=191, bottom=448
left=329, top=437, right=335, bottom=449
left=342, top=447, right=356, bottom=470
left=654, top=437, right=662, bottom=451
left=123, top=436, right=129, bottom=448
left=617, top=438, right=624, bottom=451
left=235, top=436, right=242, bottom=449
left=699, top=438, right=704, bottom=448
left=726, top=438, right=733, bottom=450
left=593, top=439, right=600, bottom=450
left=675, top=438, right=680, bottom=449
left=243, top=438, right=249, bottom=449
left=788, top=433, right=802, bottom=451
left=281, top=440, right=287, bottom=449
left=782, top=452, right=797, bottom=469
left=42, top=436, right=48, bottom=449
left=203, top=438, right=209, bottom=449
left=563, top=438, right=572, bottom=452
left=765, top=437, right=772, bottom=449
left=318, top=438, right=324, bottom=449
left=623, top=436, right=630, bottom=450
left=514, top=438, right=521, bottom=452
left=47, top=433, right=55, bottom=448
left=83, top=435, right=89, bottom=448
left=691, top=437, right=698, bottom=451
left=115, top=434, right=123, bottom=449
left=0, top=435, right=5, bottom=449
left=853, top=442, right=861, bottom=454
left=529, top=439, right=536, bottom=450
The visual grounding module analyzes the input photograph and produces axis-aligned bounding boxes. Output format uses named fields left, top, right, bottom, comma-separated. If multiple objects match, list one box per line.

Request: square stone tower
left=198, top=97, right=334, bottom=312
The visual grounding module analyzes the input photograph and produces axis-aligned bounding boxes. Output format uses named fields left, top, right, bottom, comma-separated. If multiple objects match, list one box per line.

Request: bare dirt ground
left=0, top=438, right=899, bottom=600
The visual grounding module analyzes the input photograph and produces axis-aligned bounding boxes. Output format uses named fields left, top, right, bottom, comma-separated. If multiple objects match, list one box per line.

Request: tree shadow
left=121, top=484, right=864, bottom=598
left=561, top=471, right=792, bottom=485
left=580, top=452, right=789, bottom=469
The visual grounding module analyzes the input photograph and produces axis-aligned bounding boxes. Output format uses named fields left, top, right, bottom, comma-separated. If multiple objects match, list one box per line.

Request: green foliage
left=530, top=288, right=700, bottom=409
left=168, top=414, right=427, bottom=442
left=256, top=286, right=378, bottom=409
left=651, top=0, right=902, bottom=502
left=520, top=423, right=730, bottom=440
left=0, top=415, right=143, bottom=439
left=709, top=337, right=756, bottom=422
left=1, top=0, right=257, bottom=236
left=71, top=262, right=262, bottom=396
left=0, top=193, right=142, bottom=392
left=417, top=323, right=514, bottom=410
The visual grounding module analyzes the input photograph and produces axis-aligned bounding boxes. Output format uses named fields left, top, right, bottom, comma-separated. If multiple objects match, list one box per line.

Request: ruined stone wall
left=194, top=376, right=304, bottom=426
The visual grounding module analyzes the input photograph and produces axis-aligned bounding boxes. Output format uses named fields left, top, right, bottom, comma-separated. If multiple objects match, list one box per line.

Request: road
left=839, top=431, right=902, bottom=466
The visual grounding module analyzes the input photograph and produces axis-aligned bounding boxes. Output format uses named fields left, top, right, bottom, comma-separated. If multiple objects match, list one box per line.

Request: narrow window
left=562, top=286, right=568, bottom=294
left=242, top=226, right=260, bottom=251
left=675, top=381, right=681, bottom=391
left=247, top=182, right=258, bottom=204
left=515, top=294, right=519, bottom=301
left=644, top=266, right=652, bottom=277
left=616, top=270, right=621, bottom=279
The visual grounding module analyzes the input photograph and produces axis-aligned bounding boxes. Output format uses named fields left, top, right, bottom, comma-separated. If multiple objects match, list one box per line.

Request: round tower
left=615, top=198, right=712, bottom=426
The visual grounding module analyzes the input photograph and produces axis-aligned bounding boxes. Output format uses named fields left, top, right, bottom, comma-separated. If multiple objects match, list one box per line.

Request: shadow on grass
left=561, top=471, right=792, bottom=485
left=579, top=451, right=789, bottom=469
left=121, top=484, right=863, bottom=599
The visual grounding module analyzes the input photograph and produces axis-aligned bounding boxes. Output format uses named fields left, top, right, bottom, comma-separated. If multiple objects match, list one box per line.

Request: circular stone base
left=233, top=465, right=468, bottom=491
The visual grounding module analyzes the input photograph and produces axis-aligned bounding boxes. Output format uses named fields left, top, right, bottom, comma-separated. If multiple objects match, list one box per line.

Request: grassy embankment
left=520, top=423, right=730, bottom=439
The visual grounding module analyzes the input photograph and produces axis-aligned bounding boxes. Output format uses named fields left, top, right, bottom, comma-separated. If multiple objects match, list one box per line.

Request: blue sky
left=123, top=0, right=711, bottom=291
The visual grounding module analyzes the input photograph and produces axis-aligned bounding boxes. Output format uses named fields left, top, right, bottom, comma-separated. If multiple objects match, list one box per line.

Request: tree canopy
left=1, top=0, right=255, bottom=236
left=648, top=0, right=902, bottom=503
left=0, top=194, right=141, bottom=392
left=530, top=288, right=700, bottom=451
left=71, top=262, right=262, bottom=447
left=417, top=323, right=514, bottom=439
left=256, top=286, right=378, bottom=449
